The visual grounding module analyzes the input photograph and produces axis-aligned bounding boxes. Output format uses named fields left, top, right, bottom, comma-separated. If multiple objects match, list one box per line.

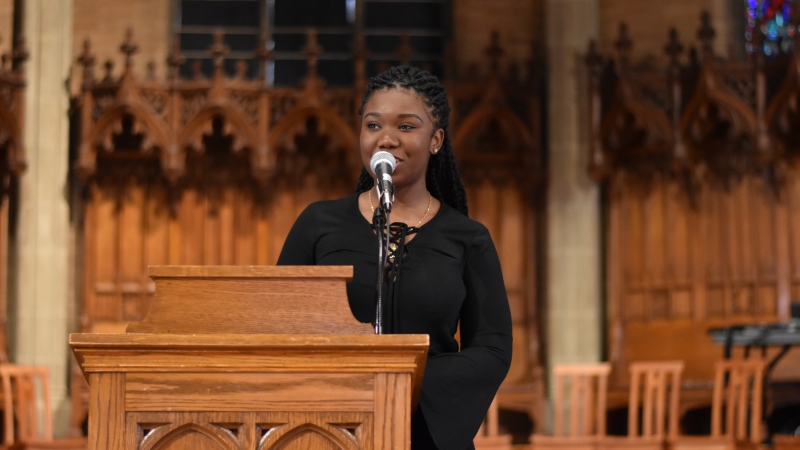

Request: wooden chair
left=474, top=396, right=513, bottom=450
left=773, top=434, right=800, bottom=450
left=598, top=361, right=684, bottom=450
left=530, top=363, right=611, bottom=450
left=670, top=360, right=767, bottom=450
left=1, top=365, right=87, bottom=449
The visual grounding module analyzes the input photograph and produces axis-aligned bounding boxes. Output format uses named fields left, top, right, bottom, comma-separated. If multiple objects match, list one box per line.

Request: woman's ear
left=430, top=128, right=445, bottom=154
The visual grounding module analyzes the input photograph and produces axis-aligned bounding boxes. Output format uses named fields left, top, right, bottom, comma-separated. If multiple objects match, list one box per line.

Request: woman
left=278, top=65, right=512, bottom=450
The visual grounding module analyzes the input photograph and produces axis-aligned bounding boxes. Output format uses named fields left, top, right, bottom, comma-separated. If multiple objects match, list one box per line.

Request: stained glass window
left=745, top=0, right=798, bottom=55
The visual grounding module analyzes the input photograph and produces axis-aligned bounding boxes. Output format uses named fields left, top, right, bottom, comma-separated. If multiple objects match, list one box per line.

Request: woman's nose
left=377, top=131, right=399, bottom=148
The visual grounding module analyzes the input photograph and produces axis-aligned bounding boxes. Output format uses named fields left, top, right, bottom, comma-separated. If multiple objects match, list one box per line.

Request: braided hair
left=355, top=65, right=469, bottom=216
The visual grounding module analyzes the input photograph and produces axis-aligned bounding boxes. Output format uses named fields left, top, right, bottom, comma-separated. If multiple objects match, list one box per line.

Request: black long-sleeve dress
left=277, top=193, right=512, bottom=450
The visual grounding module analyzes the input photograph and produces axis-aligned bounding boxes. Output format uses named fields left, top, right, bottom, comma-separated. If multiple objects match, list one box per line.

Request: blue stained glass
left=746, top=0, right=798, bottom=55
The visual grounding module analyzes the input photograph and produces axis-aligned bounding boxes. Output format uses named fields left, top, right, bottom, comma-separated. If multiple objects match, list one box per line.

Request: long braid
left=355, top=66, right=469, bottom=216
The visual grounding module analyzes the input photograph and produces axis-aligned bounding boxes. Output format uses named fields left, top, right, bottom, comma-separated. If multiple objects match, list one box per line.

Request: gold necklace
left=369, top=187, right=432, bottom=228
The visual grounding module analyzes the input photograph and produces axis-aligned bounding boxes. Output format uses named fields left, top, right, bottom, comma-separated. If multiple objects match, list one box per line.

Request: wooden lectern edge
left=69, top=333, right=429, bottom=375
left=69, top=332, right=429, bottom=412
left=69, top=332, right=429, bottom=347
left=148, top=265, right=354, bottom=280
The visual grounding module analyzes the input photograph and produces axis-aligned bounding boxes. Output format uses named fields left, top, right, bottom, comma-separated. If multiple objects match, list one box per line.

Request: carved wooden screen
left=606, top=174, right=798, bottom=383
left=452, top=54, right=545, bottom=426
left=69, top=29, right=545, bottom=435
left=0, top=35, right=27, bottom=362
left=590, top=14, right=800, bottom=387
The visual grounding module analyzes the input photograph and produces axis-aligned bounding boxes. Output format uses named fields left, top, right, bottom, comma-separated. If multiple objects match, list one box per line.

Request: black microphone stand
left=372, top=204, right=390, bottom=334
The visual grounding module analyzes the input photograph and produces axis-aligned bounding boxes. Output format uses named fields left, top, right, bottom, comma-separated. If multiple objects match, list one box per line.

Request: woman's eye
left=399, top=124, right=415, bottom=130
left=366, top=123, right=380, bottom=129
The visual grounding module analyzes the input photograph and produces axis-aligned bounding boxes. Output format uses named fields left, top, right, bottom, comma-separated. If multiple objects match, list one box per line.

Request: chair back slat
left=0, top=365, right=54, bottom=445
left=711, top=359, right=766, bottom=444
left=627, top=361, right=684, bottom=440
left=551, top=363, right=611, bottom=438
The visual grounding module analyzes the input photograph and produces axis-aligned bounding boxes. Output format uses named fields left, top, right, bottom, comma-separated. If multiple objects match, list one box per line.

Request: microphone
left=370, top=151, right=396, bottom=213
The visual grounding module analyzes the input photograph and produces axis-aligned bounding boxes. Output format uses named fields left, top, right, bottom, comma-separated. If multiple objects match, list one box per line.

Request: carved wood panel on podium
left=69, top=29, right=546, bottom=434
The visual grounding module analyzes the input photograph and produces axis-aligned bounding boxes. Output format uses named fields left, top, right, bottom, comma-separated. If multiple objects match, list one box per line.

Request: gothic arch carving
left=180, top=104, right=258, bottom=154
left=766, top=54, right=800, bottom=160
left=453, top=103, right=538, bottom=186
left=598, top=84, right=673, bottom=180
left=140, top=423, right=241, bottom=450
left=268, top=105, right=361, bottom=184
left=78, top=102, right=173, bottom=180
left=681, top=68, right=759, bottom=182
left=270, top=105, right=358, bottom=157
left=258, top=422, right=360, bottom=450
left=454, top=103, right=535, bottom=151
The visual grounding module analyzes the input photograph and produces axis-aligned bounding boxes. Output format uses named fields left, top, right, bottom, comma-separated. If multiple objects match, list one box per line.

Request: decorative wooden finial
left=485, top=31, right=504, bottom=74
left=527, top=40, right=543, bottom=85
left=664, top=28, right=684, bottom=69
left=614, top=23, right=632, bottom=71
left=103, top=59, right=114, bottom=82
left=191, top=60, right=204, bottom=80
left=119, top=28, right=138, bottom=68
left=78, top=39, right=96, bottom=85
left=697, top=11, right=716, bottom=60
left=395, top=33, right=413, bottom=66
left=146, top=61, right=156, bottom=80
left=11, top=37, right=28, bottom=73
left=167, top=39, right=185, bottom=80
left=235, top=60, right=248, bottom=79
left=210, top=29, right=229, bottom=70
left=255, top=35, right=273, bottom=80
left=304, top=29, right=323, bottom=77
left=585, top=40, right=604, bottom=78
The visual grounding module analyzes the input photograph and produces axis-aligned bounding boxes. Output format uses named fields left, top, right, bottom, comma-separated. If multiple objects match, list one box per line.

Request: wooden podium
left=70, top=266, right=429, bottom=450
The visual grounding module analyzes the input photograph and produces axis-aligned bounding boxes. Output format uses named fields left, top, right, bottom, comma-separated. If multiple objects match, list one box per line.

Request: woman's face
left=360, top=88, right=444, bottom=191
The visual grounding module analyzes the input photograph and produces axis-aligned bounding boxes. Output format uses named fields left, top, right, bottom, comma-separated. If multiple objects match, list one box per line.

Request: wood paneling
left=608, top=173, right=800, bottom=384
left=70, top=29, right=545, bottom=435
left=591, top=14, right=800, bottom=391
left=72, top=331, right=428, bottom=450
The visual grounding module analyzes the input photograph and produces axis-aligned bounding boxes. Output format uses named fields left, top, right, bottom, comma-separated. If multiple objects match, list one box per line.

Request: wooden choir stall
left=70, top=265, right=428, bottom=450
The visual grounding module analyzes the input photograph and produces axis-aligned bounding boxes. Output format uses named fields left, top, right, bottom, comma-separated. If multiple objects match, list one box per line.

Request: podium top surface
left=148, top=265, right=354, bottom=279
left=127, top=265, right=373, bottom=335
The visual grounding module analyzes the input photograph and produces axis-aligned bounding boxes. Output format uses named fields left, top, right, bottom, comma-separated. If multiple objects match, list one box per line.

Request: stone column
left=11, top=0, right=74, bottom=436
left=545, top=0, right=601, bottom=372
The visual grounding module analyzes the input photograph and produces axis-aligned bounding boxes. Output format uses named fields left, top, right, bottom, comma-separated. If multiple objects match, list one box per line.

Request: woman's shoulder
left=433, top=202, right=492, bottom=241
left=299, top=193, right=359, bottom=217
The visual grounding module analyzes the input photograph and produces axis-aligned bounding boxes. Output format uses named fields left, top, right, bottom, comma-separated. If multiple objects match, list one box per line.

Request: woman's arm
left=419, top=225, right=513, bottom=450
left=276, top=206, right=318, bottom=265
